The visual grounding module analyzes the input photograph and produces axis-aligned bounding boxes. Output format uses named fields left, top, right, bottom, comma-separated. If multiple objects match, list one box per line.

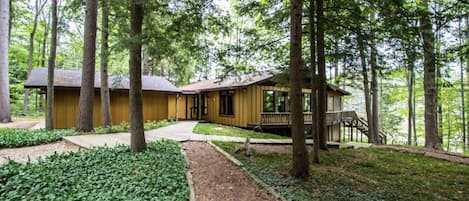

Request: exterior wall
left=205, top=88, right=248, bottom=127
left=53, top=89, right=171, bottom=129
left=168, top=94, right=196, bottom=120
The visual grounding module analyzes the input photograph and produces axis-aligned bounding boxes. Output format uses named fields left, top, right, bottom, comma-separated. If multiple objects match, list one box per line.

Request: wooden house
left=176, top=71, right=353, bottom=142
left=24, top=68, right=180, bottom=129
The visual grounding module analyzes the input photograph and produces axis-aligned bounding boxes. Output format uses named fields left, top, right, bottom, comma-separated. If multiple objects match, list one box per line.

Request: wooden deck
left=248, top=111, right=354, bottom=128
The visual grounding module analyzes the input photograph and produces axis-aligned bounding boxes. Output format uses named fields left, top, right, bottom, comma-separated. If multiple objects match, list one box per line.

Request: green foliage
left=94, top=119, right=175, bottom=134
left=214, top=141, right=469, bottom=201
left=0, top=128, right=75, bottom=148
left=0, top=141, right=189, bottom=200
left=193, top=122, right=288, bottom=139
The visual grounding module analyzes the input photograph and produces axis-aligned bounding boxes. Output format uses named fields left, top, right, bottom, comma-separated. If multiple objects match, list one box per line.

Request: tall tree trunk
left=459, top=19, right=466, bottom=148
left=420, top=0, right=441, bottom=150
left=370, top=32, right=379, bottom=144
left=76, top=0, right=98, bottom=132
left=309, top=0, right=319, bottom=164
left=466, top=15, right=469, bottom=149
left=129, top=0, right=146, bottom=152
left=0, top=0, right=11, bottom=123
left=41, top=12, right=49, bottom=67
left=289, top=0, right=309, bottom=178
left=412, top=71, right=417, bottom=146
left=142, top=45, right=150, bottom=75
left=7, top=0, right=10, bottom=44
left=358, top=36, right=374, bottom=143
left=406, top=50, right=416, bottom=146
left=23, top=0, right=46, bottom=115
left=46, top=0, right=58, bottom=130
left=316, top=0, right=327, bottom=150
left=100, top=0, right=112, bottom=128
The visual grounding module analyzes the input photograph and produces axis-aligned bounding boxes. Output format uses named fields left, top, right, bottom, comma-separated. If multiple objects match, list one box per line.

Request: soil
left=183, top=142, right=277, bottom=201
left=374, top=144, right=469, bottom=165
left=0, top=120, right=40, bottom=129
left=0, top=140, right=81, bottom=165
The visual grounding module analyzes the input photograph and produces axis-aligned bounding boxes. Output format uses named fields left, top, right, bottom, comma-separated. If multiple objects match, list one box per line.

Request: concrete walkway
left=63, top=121, right=370, bottom=149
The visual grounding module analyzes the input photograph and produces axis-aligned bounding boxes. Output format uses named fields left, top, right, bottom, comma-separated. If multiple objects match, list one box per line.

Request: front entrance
left=182, top=93, right=207, bottom=120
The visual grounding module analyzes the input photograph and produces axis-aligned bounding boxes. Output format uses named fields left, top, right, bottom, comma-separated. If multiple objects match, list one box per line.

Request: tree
left=129, top=0, right=146, bottom=152
left=358, top=35, right=374, bottom=143
left=76, top=0, right=98, bottom=132
left=316, top=0, right=327, bottom=150
left=289, top=0, right=309, bottom=178
left=420, top=0, right=441, bottom=150
left=22, top=0, right=47, bottom=115
left=100, top=0, right=112, bottom=128
left=46, top=0, right=57, bottom=130
left=0, top=0, right=11, bottom=123
left=309, top=0, right=319, bottom=164
left=369, top=16, right=379, bottom=143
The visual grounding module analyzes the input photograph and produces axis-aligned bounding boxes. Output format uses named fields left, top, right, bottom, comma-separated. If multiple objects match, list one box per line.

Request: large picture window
left=219, top=90, right=234, bottom=116
left=263, top=91, right=274, bottom=112
left=303, top=93, right=311, bottom=112
left=263, top=90, right=289, bottom=112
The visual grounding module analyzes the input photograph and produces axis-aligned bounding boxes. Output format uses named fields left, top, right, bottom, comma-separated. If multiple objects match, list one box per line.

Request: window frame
left=219, top=90, right=235, bottom=116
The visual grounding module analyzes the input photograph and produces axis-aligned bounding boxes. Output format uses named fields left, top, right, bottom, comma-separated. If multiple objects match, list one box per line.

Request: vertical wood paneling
left=52, top=89, right=170, bottom=129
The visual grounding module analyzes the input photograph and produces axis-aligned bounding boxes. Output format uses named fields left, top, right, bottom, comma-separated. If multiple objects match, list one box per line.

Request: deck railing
left=259, top=110, right=354, bottom=126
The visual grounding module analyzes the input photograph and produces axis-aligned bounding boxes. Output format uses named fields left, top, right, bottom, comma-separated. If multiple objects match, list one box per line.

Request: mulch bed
left=183, top=142, right=276, bottom=201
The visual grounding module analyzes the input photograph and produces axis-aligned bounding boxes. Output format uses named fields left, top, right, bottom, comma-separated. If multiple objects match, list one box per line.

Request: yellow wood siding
left=52, top=89, right=172, bottom=129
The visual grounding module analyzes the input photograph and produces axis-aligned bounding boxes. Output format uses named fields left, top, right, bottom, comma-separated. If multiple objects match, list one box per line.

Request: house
left=177, top=71, right=355, bottom=142
left=24, top=68, right=180, bottom=129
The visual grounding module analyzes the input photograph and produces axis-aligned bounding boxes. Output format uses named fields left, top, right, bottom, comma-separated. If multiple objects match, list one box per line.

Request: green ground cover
left=214, top=141, right=469, bottom=201
left=0, top=141, right=188, bottom=200
left=193, top=123, right=289, bottom=139
left=0, top=128, right=75, bottom=148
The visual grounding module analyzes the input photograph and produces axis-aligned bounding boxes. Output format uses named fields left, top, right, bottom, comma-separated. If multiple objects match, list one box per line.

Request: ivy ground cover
left=214, top=141, right=469, bottom=201
left=0, top=140, right=188, bottom=200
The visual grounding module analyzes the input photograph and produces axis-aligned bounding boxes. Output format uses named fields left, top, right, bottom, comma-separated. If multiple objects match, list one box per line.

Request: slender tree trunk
left=369, top=35, right=379, bottom=143
left=358, top=36, right=374, bottom=143
left=0, top=0, right=11, bottom=123
left=23, top=0, right=46, bottom=115
left=100, top=0, right=112, bottom=128
left=466, top=15, right=469, bottom=149
left=316, top=0, right=327, bottom=150
left=76, top=0, right=98, bottom=132
left=412, top=71, right=417, bottom=146
left=458, top=19, right=466, bottom=147
left=289, top=0, right=309, bottom=178
left=41, top=12, right=49, bottom=67
left=46, top=0, right=58, bottom=130
left=309, top=0, right=319, bottom=164
left=420, top=0, right=441, bottom=150
left=129, top=0, right=146, bottom=152
left=142, top=45, right=150, bottom=75
left=406, top=50, right=416, bottom=146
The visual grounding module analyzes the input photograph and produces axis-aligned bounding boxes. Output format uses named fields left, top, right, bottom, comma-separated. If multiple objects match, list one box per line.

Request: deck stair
left=342, top=111, right=390, bottom=144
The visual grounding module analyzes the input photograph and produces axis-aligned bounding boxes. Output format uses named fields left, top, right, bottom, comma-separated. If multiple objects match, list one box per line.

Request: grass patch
left=0, top=128, right=75, bottom=148
left=0, top=141, right=188, bottom=200
left=94, top=119, right=175, bottom=134
left=214, top=141, right=469, bottom=201
left=193, top=123, right=288, bottom=139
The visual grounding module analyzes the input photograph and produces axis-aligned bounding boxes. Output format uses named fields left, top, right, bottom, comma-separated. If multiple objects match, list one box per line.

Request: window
left=275, top=92, right=288, bottom=112
left=327, top=96, right=334, bottom=111
left=303, top=93, right=311, bottom=112
left=263, top=91, right=274, bottom=112
left=219, top=90, right=234, bottom=116
left=263, top=90, right=289, bottom=112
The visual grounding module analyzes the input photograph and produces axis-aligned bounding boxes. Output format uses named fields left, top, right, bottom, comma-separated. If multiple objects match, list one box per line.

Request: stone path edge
left=181, top=147, right=196, bottom=201
left=207, top=141, right=287, bottom=201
